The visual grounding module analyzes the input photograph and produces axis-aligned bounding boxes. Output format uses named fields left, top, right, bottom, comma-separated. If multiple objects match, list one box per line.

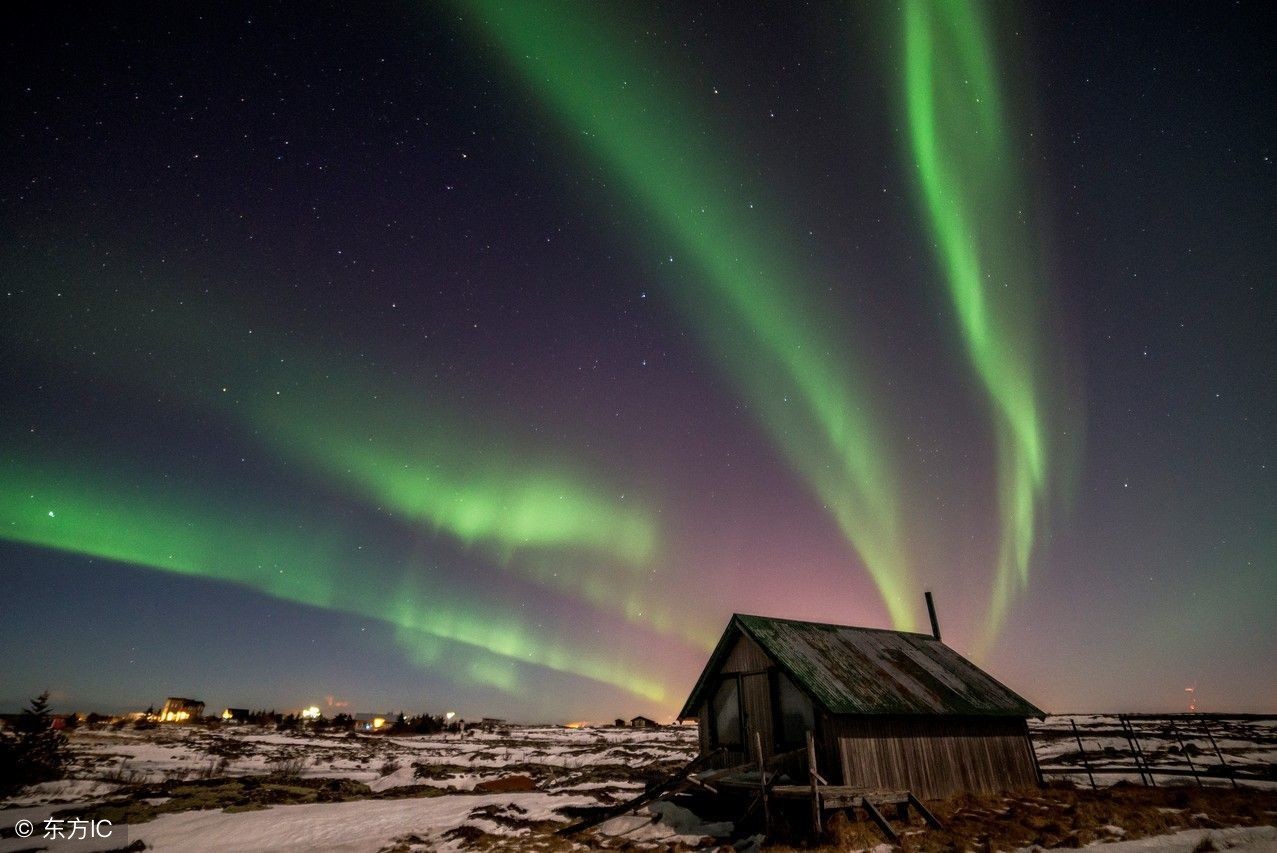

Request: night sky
left=2, top=1, right=1272, bottom=722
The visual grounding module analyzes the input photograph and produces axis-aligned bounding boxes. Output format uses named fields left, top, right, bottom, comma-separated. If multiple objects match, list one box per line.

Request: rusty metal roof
left=679, top=614, right=1044, bottom=719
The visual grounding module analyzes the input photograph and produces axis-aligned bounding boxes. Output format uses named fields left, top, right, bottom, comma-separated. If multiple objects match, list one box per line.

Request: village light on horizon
left=301, top=706, right=321, bottom=719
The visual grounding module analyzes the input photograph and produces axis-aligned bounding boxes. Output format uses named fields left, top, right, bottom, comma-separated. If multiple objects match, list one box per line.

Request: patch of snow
left=594, top=799, right=734, bottom=846
left=648, top=799, right=733, bottom=837
left=126, top=792, right=594, bottom=852
left=2, top=779, right=119, bottom=807
left=1017, top=825, right=1277, bottom=852
left=365, top=765, right=419, bottom=793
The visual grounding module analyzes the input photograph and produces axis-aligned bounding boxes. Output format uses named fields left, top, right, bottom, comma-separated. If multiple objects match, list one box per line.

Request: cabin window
left=775, top=671, right=814, bottom=746
left=709, top=676, right=742, bottom=747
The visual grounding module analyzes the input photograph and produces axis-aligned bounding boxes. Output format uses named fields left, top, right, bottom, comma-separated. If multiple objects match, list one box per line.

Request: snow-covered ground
left=1, top=716, right=1272, bottom=851
left=134, top=792, right=598, bottom=852
left=1037, top=825, right=1277, bottom=852
left=0, top=723, right=703, bottom=851
left=51, top=723, right=694, bottom=795
left=1031, top=715, right=1277, bottom=789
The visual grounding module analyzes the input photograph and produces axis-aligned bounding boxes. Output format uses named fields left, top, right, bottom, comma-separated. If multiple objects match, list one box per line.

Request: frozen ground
left=1054, top=825, right=1277, bottom=852
left=1031, top=715, right=1277, bottom=789
left=0, top=723, right=703, bottom=851
left=0, top=716, right=1273, bottom=851
left=47, top=723, right=695, bottom=796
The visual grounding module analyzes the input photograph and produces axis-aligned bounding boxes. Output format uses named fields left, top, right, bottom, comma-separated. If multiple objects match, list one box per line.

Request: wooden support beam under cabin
left=907, top=792, right=943, bottom=829
left=696, top=746, right=805, bottom=785
left=818, top=790, right=908, bottom=809
left=860, top=796, right=900, bottom=844
left=555, top=748, right=723, bottom=835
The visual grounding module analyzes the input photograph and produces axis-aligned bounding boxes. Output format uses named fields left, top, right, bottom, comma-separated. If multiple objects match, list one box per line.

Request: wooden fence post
left=806, top=729, right=821, bottom=837
left=1120, top=715, right=1154, bottom=786
left=1168, top=720, right=1202, bottom=787
left=1200, top=719, right=1238, bottom=789
left=755, top=730, right=770, bottom=835
left=1070, top=719, right=1097, bottom=791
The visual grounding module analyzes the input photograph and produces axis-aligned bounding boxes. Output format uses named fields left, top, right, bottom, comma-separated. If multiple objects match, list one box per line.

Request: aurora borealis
left=459, top=0, right=916, bottom=629
left=901, top=0, right=1064, bottom=647
left=2, top=1, right=1273, bottom=719
left=2, top=451, right=667, bottom=699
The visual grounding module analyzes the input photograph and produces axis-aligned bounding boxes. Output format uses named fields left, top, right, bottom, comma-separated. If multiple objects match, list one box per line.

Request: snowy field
left=1, top=724, right=703, bottom=851
left=1, top=716, right=1274, bottom=851
left=1031, top=714, right=1277, bottom=789
left=18, top=723, right=696, bottom=798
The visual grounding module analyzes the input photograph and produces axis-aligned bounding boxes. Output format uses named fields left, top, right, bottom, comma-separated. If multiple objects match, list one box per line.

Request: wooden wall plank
left=742, top=672, right=774, bottom=761
left=832, top=716, right=1039, bottom=800
left=722, top=633, right=771, bottom=672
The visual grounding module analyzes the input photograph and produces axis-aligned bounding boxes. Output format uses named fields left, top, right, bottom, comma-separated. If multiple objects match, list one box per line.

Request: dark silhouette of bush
left=0, top=691, right=70, bottom=795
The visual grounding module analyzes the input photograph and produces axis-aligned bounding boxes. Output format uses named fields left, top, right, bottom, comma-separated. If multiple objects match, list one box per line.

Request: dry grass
left=767, top=782, right=1276, bottom=852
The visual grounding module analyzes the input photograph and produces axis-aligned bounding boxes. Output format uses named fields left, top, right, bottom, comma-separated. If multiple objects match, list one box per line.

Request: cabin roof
left=678, top=614, right=1044, bottom=719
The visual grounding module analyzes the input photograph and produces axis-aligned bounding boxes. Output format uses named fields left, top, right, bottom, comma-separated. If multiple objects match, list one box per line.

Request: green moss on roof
left=680, top=614, right=1044, bottom=719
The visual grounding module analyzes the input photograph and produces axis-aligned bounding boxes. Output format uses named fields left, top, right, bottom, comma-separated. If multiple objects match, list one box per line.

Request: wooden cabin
left=678, top=613, right=1044, bottom=800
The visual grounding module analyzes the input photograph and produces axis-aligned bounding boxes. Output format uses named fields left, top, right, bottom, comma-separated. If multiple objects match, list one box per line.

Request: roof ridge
left=732, top=612, right=939, bottom=640
left=680, top=612, right=1044, bottom=719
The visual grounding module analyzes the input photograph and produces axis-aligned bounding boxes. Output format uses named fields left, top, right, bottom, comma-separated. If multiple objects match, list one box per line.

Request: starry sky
left=2, top=1, right=1272, bottom=722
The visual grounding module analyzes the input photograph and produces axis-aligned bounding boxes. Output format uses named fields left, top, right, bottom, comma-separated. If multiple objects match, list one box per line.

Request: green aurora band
left=901, top=0, right=1053, bottom=642
left=0, top=453, right=668, bottom=701
left=459, top=1, right=917, bottom=629
left=7, top=275, right=711, bottom=646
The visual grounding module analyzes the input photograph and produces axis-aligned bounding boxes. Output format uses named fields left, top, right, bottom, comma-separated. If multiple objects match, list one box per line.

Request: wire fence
left=1031, top=714, right=1277, bottom=789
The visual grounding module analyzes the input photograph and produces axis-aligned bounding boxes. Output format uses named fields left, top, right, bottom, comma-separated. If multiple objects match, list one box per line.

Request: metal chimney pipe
left=924, top=591, right=941, bottom=641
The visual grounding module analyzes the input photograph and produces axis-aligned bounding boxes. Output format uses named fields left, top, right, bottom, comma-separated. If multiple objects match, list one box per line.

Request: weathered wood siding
left=741, top=671, right=774, bottom=760
left=696, top=632, right=776, bottom=768
left=830, top=715, right=1039, bottom=800
left=722, top=632, right=770, bottom=672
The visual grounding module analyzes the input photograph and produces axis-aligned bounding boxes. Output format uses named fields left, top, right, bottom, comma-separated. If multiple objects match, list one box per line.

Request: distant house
left=678, top=611, right=1044, bottom=800
left=629, top=715, right=659, bottom=729
left=352, top=713, right=389, bottom=731
left=159, top=697, right=205, bottom=723
left=220, top=708, right=251, bottom=724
